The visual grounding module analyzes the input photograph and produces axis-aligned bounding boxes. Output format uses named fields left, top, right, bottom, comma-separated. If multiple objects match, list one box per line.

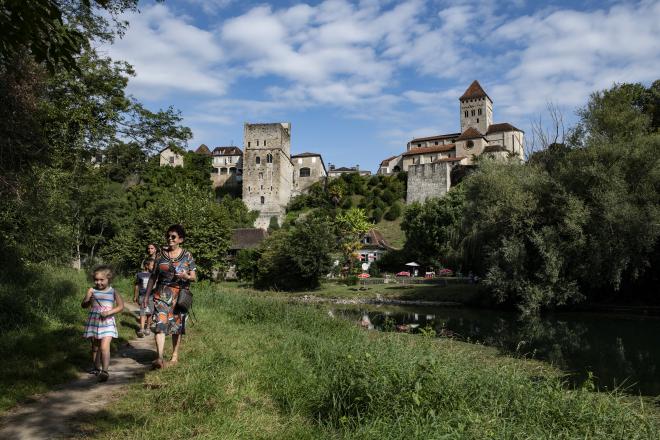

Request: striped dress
left=83, top=287, right=119, bottom=339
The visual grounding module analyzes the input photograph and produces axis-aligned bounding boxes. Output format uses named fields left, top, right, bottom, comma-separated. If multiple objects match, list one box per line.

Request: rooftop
left=486, top=123, right=523, bottom=134
left=459, top=80, right=491, bottom=102
left=402, top=144, right=456, bottom=157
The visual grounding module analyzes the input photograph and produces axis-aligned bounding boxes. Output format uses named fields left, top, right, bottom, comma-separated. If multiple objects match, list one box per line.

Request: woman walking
left=144, top=224, right=196, bottom=368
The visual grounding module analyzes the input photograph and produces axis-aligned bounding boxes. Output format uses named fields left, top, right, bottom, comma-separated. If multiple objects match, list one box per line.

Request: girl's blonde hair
left=92, top=265, right=114, bottom=282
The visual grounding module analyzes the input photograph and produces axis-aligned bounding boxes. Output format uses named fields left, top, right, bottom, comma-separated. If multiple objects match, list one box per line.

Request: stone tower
left=459, top=80, right=493, bottom=134
left=242, top=122, right=293, bottom=229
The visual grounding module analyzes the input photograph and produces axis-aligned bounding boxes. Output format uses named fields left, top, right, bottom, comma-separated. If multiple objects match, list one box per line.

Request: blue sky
left=101, top=0, right=660, bottom=171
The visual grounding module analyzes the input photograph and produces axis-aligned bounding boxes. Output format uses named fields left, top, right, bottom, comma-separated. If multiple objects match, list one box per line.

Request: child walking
left=82, top=265, right=124, bottom=382
left=134, top=259, right=155, bottom=337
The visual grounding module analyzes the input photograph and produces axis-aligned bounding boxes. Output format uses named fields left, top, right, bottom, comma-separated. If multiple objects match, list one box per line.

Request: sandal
left=98, top=370, right=110, bottom=382
left=86, top=367, right=101, bottom=375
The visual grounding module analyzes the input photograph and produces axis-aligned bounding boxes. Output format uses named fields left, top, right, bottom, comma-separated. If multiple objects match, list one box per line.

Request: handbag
left=176, top=287, right=193, bottom=312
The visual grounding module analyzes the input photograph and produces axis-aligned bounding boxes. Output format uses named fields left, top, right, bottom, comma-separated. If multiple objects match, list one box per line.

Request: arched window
left=392, top=165, right=401, bottom=172
left=255, top=156, right=261, bottom=164
left=300, top=167, right=311, bottom=177
left=260, top=196, right=265, bottom=204
left=266, top=153, right=273, bottom=163
left=220, top=167, right=228, bottom=174
left=464, top=110, right=468, bottom=117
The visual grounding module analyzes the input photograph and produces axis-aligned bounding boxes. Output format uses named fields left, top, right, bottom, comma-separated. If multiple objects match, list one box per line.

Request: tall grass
left=89, top=282, right=658, bottom=439
left=0, top=265, right=134, bottom=411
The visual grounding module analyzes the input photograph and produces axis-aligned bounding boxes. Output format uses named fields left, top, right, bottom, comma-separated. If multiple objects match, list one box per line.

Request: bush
left=384, top=202, right=402, bottom=220
left=371, top=208, right=383, bottom=223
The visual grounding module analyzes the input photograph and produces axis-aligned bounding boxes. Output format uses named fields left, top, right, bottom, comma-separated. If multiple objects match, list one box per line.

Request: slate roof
left=230, top=228, right=268, bottom=250
left=486, top=123, right=523, bottom=134
left=291, top=152, right=321, bottom=158
left=409, top=132, right=461, bottom=144
left=455, top=127, right=486, bottom=141
left=459, top=80, right=491, bottom=102
left=213, top=146, right=243, bottom=156
left=483, top=145, right=508, bottom=153
left=402, top=144, right=456, bottom=157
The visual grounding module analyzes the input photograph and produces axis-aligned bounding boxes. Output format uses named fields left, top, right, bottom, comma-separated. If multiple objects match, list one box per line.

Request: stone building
left=291, top=152, right=327, bottom=193
left=375, top=81, right=524, bottom=204
left=378, top=80, right=524, bottom=183
left=327, top=164, right=371, bottom=178
left=159, top=146, right=184, bottom=167
left=211, top=146, right=243, bottom=189
left=242, top=122, right=294, bottom=229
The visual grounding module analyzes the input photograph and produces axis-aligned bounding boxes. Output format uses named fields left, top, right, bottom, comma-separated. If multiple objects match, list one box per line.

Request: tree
left=254, top=214, right=336, bottom=290
left=335, top=208, right=372, bottom=274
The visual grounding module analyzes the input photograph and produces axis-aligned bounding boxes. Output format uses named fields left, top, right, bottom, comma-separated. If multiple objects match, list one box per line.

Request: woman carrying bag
left=144, top=224, right=196, bottom=369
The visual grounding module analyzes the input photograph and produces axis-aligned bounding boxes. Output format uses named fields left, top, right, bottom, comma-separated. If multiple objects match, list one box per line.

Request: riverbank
left=85, top=282, right=659, bottom=439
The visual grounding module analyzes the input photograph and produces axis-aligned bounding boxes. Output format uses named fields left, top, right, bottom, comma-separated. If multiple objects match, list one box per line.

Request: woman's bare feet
left=152, top=358, right=163, bottom=369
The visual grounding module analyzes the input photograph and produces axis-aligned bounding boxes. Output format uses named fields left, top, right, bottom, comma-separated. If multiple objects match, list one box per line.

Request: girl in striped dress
left=82, top=265, right=124, bottom=382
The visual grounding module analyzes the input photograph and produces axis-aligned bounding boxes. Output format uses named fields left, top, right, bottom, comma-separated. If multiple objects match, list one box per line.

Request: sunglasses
left=167, top=234, right=179, bottom=240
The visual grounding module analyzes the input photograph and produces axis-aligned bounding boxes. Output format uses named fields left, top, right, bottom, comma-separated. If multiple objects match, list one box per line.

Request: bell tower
left=459, top=80, right=492, bottom=134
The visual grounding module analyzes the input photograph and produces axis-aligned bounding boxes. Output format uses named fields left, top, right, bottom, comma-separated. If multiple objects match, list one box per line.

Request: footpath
left=0, top=304, right=154, bottom=440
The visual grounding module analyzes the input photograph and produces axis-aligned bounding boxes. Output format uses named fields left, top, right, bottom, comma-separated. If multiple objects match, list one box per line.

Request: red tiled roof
left=402, top=144, right=456, bottom=157
left=460, top=80, right=491, bottom=101
left=230, top=228, right=268, bottom=250
left=486, top=123, right=523, bottom=134
left=455, top=127, right=485, bottom=141
left=213, top=146, right=243, bottom=156
left=432, top=156, right=466, bottom=163
left=361, top=229, right=394, bottom=250
left=409, top=132, right=461, bottom=143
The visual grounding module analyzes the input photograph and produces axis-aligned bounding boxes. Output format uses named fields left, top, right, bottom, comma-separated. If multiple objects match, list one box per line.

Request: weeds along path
left=0, top=304, right=154, bottom=440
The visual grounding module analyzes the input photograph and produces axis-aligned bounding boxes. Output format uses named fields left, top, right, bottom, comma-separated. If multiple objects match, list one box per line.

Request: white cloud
left=104, top=4, right=228, bottom=98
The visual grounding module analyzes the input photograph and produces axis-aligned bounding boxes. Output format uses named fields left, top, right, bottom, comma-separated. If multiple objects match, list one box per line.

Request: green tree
left=384, top=201, right=402, bottom=221
left=335, top=208, right=372, bottom=274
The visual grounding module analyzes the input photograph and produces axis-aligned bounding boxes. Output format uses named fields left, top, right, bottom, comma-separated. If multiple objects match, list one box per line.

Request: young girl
left=82, top=265, right=124, bottom=382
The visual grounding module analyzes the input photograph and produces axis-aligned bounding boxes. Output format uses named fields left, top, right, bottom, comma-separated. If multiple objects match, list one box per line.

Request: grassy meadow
left=0, top=266, right=136, bottom=411
left=84, top=281, right=659, bottom=439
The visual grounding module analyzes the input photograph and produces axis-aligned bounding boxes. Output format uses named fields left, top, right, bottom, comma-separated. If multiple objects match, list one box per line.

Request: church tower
left=459, top=80, right=492, bottom=134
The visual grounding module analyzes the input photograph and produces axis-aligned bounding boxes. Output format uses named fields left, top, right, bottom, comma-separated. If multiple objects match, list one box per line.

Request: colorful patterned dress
left=151, top=249, right=196, bottom=335
left=83, top=288, right=119, bottom=339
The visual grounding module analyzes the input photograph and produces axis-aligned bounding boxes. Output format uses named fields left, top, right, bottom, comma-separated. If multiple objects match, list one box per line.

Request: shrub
left=384, top=202, right=402, bottom=220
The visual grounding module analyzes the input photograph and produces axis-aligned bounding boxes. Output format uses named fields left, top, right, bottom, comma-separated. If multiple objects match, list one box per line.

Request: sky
left=101, top=0, right=660, bottom=172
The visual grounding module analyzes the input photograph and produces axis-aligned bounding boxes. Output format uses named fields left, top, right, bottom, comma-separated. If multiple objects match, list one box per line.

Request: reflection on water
left=328, top=304, right=660, bottom=396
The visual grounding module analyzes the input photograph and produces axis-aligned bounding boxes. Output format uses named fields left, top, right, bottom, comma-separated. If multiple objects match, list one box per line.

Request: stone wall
left=406, top=162, right=451, bottom=204
left=460, top=96, right=492, bottom=134
left=292, top=155, right=326, bottom=195
left=242, top=123, right=293, bottom=229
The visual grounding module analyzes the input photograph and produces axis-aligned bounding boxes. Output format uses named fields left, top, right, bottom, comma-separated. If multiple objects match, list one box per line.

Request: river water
left=326, top=303, right=660, bottom=396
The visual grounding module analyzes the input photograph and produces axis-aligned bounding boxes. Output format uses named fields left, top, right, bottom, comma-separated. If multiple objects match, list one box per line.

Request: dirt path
left=0, top=305, right=155, bottom=440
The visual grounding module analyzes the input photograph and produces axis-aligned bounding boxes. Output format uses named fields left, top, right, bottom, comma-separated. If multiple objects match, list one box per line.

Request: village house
left=159, top=146, right=184, bottom=167
left=327, top=164, right=371, bottom=178
left=211, top=146, right=243, bottom=189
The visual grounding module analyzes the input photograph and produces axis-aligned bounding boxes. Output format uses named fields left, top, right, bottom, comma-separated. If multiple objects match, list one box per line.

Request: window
left=417, top=143, right=421, bottom=147
left=266, top=153, right=273, bottom=163
left=256, top=156, right=261, bottom=164
left=169, top=156, right=174, bottom=164
left=300, top=167, right=311, bottom=177
left=260, top=196, right=265, bottom=204
left=478, top=108, right=482, bottom=115
left=466, top=140, right=474, bottom=149
left=471, top=110, right=475, bottom=116
left=211, top=168, right=218, bottom=174
left=435, top=141, right=438, bottom=145
left=464, top=110, right=468, bottom=117
left=264, top=140, right=267, bottom=146
left=248, top=141, right=251, bottom=147
left=229, top=167, right=236, bottom=174
left=260, top=185, right=263, bottom=190
left=476, top=118, right=479, bottom=123
left=220, top=168, right=228, bottom=174
left=259, top=172, right=263, bottom=179
left=256, top=140, right=259, bottom=146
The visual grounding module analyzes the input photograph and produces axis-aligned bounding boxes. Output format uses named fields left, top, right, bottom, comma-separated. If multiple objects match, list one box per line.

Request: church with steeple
left=377, top=80, right=525, bottom=204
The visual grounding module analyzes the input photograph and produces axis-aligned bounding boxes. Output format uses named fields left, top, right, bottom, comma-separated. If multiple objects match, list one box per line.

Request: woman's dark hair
left=146, top=243, right=158, bottom=252
left=167, top=224, right=186, bottom=240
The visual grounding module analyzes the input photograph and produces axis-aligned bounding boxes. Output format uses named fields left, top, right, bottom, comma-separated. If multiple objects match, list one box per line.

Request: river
left=325, top=303, right=660, bottom=396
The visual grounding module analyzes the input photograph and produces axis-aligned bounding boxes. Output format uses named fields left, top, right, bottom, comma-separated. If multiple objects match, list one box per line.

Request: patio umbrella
left=405, top=262, right=420, bottom=267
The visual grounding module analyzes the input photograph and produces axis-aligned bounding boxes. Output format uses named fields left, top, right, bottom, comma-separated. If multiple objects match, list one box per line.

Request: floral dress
left=151, top=249, right=196, bottom=335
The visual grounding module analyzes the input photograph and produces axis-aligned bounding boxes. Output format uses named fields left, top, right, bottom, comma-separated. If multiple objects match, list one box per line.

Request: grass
left=86, top=281, right=659, bottom=439
left=248, top=279, right=486, bottom=305
left=0, top=266, right=135, bottom=412
left=374, top=216, right=405, bottom=248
